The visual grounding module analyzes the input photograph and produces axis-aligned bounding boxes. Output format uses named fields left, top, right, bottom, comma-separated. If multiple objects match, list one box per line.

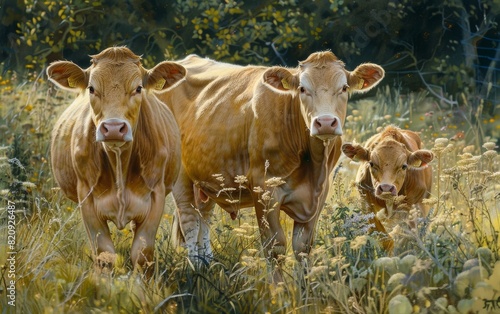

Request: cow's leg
left=255, top=202, right=286, bottom=281
left=370, top=215, right=394, bottom=252
left=291, top=214, right=321, bottom=260
left=80, top=198, right=116, bottom=270
left=172, top=168, right=215, bottom=264
left=195, top=198, right=215, bottom=262
left=130, top=185, right=166, bottom=277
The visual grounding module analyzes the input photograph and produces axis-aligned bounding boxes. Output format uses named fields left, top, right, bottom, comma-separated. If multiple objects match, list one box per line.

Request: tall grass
left=1, top=73, right=499, bottom=313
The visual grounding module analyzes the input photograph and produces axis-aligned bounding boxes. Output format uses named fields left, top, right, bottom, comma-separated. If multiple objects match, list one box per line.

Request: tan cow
left=48, top=47, right=184, bottom=274
left=158, top=51, right=384, bottom=275
left=341, top=126, right=434, bottom=250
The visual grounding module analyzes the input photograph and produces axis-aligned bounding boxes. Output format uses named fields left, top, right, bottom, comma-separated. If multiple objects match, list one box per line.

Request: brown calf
left=342, top=126, right=433, bottom=250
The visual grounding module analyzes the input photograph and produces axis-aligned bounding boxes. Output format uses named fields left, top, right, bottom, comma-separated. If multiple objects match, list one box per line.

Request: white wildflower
left=483, top=142, right=497, bottom=151
left=462, top=145, right=476, bottom=154
left=434, top=138, right=449, bottom=148
left=22, top=181, right=37, bottom=189
left=483, top=150, right=497, bottom=159
left=261, top=191, right=272, bottom=201
left=350, top=235, right=368, bottom=250
left=234, top=175, right=248, bottom=184
left=265, top=177, right=286, bottom=187
left=253, top=186, right=264, bottom=193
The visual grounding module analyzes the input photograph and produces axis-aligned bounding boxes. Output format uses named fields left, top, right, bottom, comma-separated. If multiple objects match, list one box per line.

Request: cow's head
left=47, top=46, right=186, bottom=148
left=342, top=140, right=434, bottom=199
left=262, top=51, right=384, bottom=140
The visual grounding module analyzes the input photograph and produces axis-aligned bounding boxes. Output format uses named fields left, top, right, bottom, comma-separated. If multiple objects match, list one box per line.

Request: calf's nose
left=377, top=183, right=397, bottom=196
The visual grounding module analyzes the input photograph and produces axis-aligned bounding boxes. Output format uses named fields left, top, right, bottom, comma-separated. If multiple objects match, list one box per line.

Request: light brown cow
left=341, top=126, right=434, bottom=250
left=48, top=47, right=184, bottom=274
left=158, top=51, right=384, bottom=275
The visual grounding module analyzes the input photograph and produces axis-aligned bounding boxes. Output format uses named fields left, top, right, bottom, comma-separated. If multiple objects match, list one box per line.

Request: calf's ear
left=408, top=149, right=434, bottom=167
left=342, top=143, right=369, bottom=162
left=46, top=61, right=88, bottom=92
left=263, top=67, right=298, bottom=93
left=146, top=61, right=186, bottom=91
left=348, top=63, right=385, bottom=93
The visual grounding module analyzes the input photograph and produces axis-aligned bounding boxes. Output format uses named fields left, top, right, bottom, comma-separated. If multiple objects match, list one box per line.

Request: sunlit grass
left=0, top=72, right=499, bottom=313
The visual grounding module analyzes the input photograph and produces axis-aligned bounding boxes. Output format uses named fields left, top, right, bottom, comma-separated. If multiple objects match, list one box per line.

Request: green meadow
left=0, top=69, right=499, bottom=313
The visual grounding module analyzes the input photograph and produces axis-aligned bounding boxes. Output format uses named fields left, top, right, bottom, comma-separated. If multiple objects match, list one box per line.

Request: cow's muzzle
left=96, top=118, right=133, bottom=142
left=310, top=114, right=342, bottom=139
left=376, top=183, right=397, bottom=197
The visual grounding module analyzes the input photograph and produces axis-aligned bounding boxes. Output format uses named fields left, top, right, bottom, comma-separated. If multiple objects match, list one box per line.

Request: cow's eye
left=342, top=84, right=349, bottom=93
left=135, top=86, right=143, bottom=94
left=299, top=86, right=306, bottom=94
left=369, top=161, right=374, bottom=168
left=402, top=164, right=408, bottom=170
left=88, top=86, right=95, bottom=94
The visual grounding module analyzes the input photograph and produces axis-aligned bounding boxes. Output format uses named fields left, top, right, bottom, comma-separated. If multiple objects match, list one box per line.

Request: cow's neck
left=287, top=96, right=335, bottom=189
left=103, top=144, right=132, bottom=178
left=309, top=136, right=336, bottom=199
left=104, top=144, right=132, bottom=223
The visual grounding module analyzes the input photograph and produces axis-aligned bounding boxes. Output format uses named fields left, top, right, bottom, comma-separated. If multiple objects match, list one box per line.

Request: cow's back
left=159, top=57, right=267, bottom=184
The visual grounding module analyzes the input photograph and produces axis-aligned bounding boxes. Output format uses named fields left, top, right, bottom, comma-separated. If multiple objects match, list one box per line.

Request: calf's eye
left=88, top=86, right=95, bottom=94
left=299, top=86, right=306, bottom=93
left=369, top=161, right=374, bottom=167
left=402, top=164, right=408, bottom=170
left=136, top=86, right=143, bottom=94
left=342, top=84, right=349, bottom=93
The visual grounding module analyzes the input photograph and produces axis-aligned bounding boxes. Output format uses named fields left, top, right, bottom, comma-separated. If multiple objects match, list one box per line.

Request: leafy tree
left=1, top=0, right=498, bottom=118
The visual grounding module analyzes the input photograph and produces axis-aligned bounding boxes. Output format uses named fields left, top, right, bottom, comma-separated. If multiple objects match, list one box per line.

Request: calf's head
left=47, top=46, right=186, bottom=147
left=342, top=140, right=434, bottom=199
left=262, top=51, right=384, bottom=141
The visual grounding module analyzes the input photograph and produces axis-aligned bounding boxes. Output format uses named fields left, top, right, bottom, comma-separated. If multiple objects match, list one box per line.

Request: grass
left=0, top=70, right=499, bottom=313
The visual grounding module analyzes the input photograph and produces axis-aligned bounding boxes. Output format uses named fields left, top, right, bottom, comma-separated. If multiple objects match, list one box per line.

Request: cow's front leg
left=131, top=186, right=166, bottom=277
left=80, top=198, right=116, bottom=270
left=370, top=214, right=394, bottom=252
left=255, top=202, right=286, bottom=281
left=195, top=199, right=215, bottom=262
left=292, top=214, right=320, bottom=260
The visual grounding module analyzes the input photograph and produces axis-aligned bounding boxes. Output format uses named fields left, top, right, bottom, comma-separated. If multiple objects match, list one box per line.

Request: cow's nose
left=98, top=120, right=130, bottom=141
left=377, top=184, right=397, bottom=196
left=311, top=115, right=342, bottom=137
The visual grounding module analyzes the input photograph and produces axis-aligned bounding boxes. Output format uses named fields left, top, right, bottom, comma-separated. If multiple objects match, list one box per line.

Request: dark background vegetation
left=1, top=0, right=499, bottom=116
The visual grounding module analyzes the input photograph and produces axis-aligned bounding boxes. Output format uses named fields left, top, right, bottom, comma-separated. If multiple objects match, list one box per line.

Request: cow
left=47, top=47, right=184, bottom=275
left=341, top=126, right=434, bottom=251
left=157, top=51, right=384, bottom=278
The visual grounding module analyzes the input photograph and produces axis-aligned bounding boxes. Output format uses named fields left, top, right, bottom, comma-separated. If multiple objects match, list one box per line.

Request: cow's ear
left=46, top=61, right=88, bottom=92
left=408, top=149, right=434, bottom=167
left=342, top=143, right=369, bottom=162
left=146, top=61, right=186, bottom=91
left=263, top=67, right=298, bottom=92
left=348, top=63, right=384, bottom=93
